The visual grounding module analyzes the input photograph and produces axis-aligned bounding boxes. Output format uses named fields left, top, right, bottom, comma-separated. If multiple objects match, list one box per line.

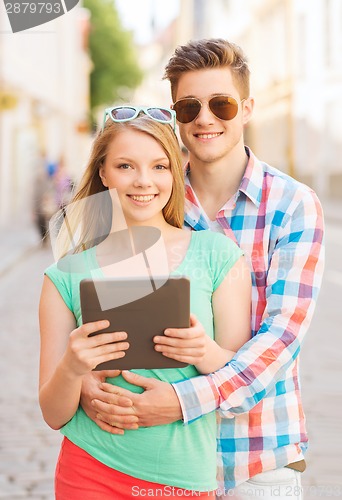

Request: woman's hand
left=153, top=313, right=208, bottom=365
left=153, top=313, right=237, bottom=374
left=62, top=320, right=129, bottom=377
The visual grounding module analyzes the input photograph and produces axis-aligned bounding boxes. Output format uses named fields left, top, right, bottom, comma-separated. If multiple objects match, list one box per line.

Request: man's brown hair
left=163, top=38, right=250, bottom=101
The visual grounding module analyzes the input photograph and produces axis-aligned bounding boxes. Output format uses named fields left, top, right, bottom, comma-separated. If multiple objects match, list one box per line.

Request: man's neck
left=188, top=147, right=249, bottom=220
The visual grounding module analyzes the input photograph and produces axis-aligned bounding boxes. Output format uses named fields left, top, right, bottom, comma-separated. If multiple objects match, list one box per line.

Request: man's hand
left=80, top=370, right=139, bottom=434
left=83, top=370, right=183, bottom=432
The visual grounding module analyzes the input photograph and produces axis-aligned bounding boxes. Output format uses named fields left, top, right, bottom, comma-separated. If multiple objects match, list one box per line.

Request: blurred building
left=133, top=0, right=342, bottom=199
left=0, top=4, right=92, bottom=230
left=131, top=19, right=177, bottom=107
left=215, top=0, right=342, bottom=200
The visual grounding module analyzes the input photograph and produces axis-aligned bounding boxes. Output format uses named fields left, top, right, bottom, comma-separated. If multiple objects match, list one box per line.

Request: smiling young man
left=80, top=39, right=325, bottom=498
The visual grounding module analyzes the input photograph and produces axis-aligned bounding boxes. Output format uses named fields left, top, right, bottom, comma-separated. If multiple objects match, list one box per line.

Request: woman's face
left=99, top=129, right=173, bottom=228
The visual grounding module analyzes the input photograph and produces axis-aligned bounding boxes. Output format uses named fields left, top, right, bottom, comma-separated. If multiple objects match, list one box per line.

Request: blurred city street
left=1, top=0, right=342, bottom=498
left=0, top=199, right=341, bottom=499
left=0, top=243, right=61, bottom=499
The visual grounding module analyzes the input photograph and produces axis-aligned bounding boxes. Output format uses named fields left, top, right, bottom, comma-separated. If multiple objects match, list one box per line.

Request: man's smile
left=194, top=132, right=223, bottom=139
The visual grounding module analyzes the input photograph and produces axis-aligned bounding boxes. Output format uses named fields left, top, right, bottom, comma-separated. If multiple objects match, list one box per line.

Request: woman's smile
left=128, top=194, right=158, bottom=204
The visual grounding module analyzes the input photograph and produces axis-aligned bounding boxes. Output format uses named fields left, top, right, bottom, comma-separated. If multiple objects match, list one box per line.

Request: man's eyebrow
left=177, top=93, right=233, bottom=99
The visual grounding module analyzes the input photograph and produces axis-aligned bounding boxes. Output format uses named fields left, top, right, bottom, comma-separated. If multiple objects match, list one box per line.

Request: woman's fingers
left=160, top=352, right=200, bottom=364
left=153, top=328, right=206, bottom=350
left=92, top=341, right=129, bottom=358
left=154, top=314, right=203, bottom=342
left=154, top=339, right=206, bottom=364
left=66, top=322, right=130, bottom=375
left=154, top=335, right=205, bottom=348
left=155, top=344, right=205, bottom=356
left=79, top=320, right=110, bottom=337
left=72, top=322, right=129, bottom=348
left=153, top=313, right=207, bottom=363
left=87, top=331, right=128, bottom=348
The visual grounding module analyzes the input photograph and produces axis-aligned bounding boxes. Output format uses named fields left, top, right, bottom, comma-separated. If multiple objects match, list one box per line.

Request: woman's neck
left=96, top=222, right=189, bottom=276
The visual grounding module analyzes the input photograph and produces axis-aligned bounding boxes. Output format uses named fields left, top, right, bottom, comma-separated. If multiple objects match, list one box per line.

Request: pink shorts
left=55, top=437, right=215, bottom=499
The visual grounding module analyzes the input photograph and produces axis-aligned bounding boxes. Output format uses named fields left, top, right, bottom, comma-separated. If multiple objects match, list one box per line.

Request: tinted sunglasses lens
left=209, top=96, right=239, bottom=120
left=147, top=108, right=172, bottom=122
left=173, top=99, right=201, bottom=123
left=110, top=107, right=136, bottom=120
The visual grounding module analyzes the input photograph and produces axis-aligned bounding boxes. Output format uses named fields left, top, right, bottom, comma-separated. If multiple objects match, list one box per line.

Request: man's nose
left=194, top=101, right=215, bottom=125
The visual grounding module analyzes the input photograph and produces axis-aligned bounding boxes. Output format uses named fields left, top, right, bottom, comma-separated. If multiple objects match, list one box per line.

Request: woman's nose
left=133, top=170, right=153, bottom=187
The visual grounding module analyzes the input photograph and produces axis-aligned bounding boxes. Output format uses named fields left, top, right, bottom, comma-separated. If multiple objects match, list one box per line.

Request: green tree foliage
left=84, top=0, right=143, bottom=112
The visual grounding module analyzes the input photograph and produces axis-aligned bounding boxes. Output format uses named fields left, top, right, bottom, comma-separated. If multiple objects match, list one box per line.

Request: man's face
left=173, top=67, right=253, bottom=167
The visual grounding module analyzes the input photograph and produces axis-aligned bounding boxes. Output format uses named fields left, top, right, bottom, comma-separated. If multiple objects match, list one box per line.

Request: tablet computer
left=80, top=276, right=190, bottom=370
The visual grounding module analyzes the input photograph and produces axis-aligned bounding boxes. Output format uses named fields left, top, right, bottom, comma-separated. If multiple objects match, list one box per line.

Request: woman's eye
left=154, top=164, right=168, bottom=170
left=118, top=163, right=131, bottom=170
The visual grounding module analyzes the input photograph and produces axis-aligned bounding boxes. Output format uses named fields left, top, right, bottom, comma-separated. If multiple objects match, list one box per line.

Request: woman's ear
left=99, top=166, right=108, bottom=187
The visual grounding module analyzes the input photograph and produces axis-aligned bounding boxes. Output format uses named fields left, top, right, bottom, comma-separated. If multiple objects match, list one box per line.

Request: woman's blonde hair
left=54, top=114, right=184, bottom=259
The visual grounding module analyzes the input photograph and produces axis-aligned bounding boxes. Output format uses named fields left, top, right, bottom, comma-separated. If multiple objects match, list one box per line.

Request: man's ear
left=99, top=166, right=108, bottom=187
left=242, top=96, right=254, bottom=125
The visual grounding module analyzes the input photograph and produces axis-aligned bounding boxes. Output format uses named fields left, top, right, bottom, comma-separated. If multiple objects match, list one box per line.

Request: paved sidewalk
left=321, top=198, right=342, bottom=225
left=0, top=224, right=41, bottom=277
left=0, top=246, right=61, bottom=499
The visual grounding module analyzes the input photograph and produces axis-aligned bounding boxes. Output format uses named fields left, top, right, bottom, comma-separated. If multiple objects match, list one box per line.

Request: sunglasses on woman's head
left=172, top=95, right=245, bottom=124
left=102, top=106, right=176, bottom=132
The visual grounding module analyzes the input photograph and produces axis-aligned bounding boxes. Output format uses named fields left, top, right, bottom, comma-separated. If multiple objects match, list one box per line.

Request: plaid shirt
left=172, top=148, right=325, bottom=490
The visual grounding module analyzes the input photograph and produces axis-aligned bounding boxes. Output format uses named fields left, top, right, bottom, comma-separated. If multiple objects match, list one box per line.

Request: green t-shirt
left=45, top=230, right=243, bottom=491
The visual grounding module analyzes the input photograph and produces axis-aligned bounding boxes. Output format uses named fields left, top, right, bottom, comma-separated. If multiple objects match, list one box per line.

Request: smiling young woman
left=39, top=107, right=251, bottom=499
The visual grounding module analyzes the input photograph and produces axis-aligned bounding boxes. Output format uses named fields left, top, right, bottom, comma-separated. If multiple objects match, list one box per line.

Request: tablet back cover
left=80, top=277, right=190, bottom=370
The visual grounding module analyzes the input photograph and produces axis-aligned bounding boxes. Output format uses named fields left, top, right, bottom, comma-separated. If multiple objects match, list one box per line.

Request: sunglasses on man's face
left=102, top=106, right=176, bottom=132
left=172, top=95, right=245, bottom=124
